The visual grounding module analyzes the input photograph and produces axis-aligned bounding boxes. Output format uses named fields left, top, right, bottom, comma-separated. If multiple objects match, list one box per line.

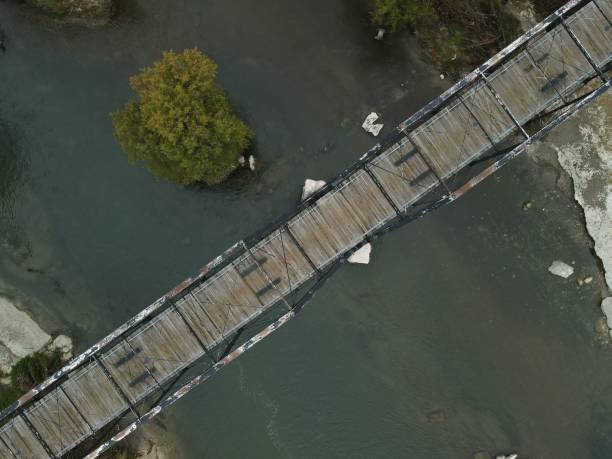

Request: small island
left=112, top=48, right=253, bottom=186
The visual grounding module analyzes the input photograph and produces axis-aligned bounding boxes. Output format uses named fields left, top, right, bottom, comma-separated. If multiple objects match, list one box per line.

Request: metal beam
left=559, top=14, right=607, bottom=82
left=0, top=432, right=18, bottom=459
left=524, top=47, right=568, bottom=103
left=171, top=302, right=217, bottom=362
left=241, top=241, right=293, bottom=312
left=19, top=413, right=56, bottom=459
left=284, top=223, right=321, bottom=275
left=403, top=134, right=454, bottom=197
left=58, top=385, right=95, bottom=435
left=478, top=71, right=530, bottom=139
left=593, top=0, right=612, bottom=26
left=363, top=165, right=402, bottom=217
left=93, top=355, right=140, bottom=419
left=457, top=94, right=498, bottom=150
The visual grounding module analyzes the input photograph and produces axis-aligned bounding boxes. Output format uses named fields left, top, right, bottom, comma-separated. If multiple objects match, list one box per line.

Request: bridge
left=1, top=0, right=611, bottom=457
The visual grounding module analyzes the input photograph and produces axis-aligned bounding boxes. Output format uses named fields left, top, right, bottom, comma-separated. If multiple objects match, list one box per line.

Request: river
left=1, top=1, right=612, bottom=458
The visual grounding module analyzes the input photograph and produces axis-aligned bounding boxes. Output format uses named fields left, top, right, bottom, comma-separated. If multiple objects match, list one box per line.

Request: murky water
left=1, top=1, right=612, bottom=458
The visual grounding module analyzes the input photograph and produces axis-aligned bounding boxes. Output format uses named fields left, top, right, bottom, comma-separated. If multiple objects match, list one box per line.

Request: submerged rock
left=301, top=179, right=326, bottom=201
left=348, top=243, right=372, bottom=265
left=425, top=408, right=447, bottom=423
left=548, top=260, right=574, bottom=278
left=51, top=335, right=73, bottom=361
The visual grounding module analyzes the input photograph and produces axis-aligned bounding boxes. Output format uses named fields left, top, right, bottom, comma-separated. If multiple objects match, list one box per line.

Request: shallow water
left=1, top=1, right=612, bottom=458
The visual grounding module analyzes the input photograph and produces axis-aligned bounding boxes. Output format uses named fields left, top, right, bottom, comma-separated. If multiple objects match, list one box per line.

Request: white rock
left=238, top=156, right=246, bottom=166
left=548, top=260, right=574, bottom=278
left=601, top=297, right=612, bottom=329
left=554, top=95, right=612, bottom=290
left=348, top=243, right=372, bottom=264
left=374, top=28, right=385, bottom=40
left=0, top=297, right=51, bottom=375
left=50, top=334, right=73, bottom=361
left=362, top=112, right=384, bottom=137
left=496, top=455, right=518, bottom=459
left=248, top=155, right=256, bottom=171
left=301, top=179, right=326, bottom=201
left=440, top=73, right=445, bottom=80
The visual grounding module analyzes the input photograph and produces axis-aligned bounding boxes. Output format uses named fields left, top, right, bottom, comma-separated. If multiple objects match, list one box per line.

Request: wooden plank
left=24, top=387, right=90, bottom=456
left=288, top=171, right=394, bottom=268
left=247, top=228, right=315, bottom=298
left=62, top=362, right=127, bottom=431
left=127, top=309, right=204, bottom=383
left=460, top=82, right=516, bottom=143
left=191, top=265, right=264, bottom=338
left=337, top=170, right=396, bottom=232
left=233, top=252, right=282, bottom=307
left=288, top=192, right=364, bottom=268
left=0, top=417, right=50, bottom=459
left=100, top=340, right=159, bottom=404
left=525, top=25, right=593, bottom=100
left=488, top=50, right=562, bottom=124
left=566, top=2, right=612, bottom=66
left=409, top=98, right=493, bottom=178
left=368, top=138, right=438, bottom=210
left=596, top=0, right=612, bottom=22
left=174, top=294, right=222, bottom=349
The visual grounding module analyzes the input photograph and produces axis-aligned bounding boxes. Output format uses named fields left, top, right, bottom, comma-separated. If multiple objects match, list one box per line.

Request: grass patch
left=0, top=350, right=63, bottom=411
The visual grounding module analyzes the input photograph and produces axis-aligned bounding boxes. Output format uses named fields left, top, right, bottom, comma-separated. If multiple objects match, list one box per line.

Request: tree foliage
left=112, top=49, right=252, bottom=186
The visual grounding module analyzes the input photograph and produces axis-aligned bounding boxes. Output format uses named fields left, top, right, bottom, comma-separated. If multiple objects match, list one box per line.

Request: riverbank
left=25, top=0, right=115, bottom=26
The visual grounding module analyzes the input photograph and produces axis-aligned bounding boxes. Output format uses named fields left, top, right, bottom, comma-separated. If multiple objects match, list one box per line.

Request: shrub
left=112, top=49, right=252, bottom=186
left=0, top=350, right=63, bottom=411
left=10, top=350, right=62, bottom=393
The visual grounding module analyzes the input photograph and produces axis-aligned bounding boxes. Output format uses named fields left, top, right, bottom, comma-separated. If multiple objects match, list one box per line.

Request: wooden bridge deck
left=1, top=0, right=611, bottom=457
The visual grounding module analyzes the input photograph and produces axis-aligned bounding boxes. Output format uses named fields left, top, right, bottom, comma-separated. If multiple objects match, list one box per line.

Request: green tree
left=112, top=49, right=252, bottom=186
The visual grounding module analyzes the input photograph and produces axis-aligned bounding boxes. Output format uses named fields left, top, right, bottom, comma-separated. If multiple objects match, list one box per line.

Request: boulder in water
left=301, top=179, right=326, bottom=201
left=548, top=260, right=574, bottom=278
left=348, top=243, right=372, bottom=265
